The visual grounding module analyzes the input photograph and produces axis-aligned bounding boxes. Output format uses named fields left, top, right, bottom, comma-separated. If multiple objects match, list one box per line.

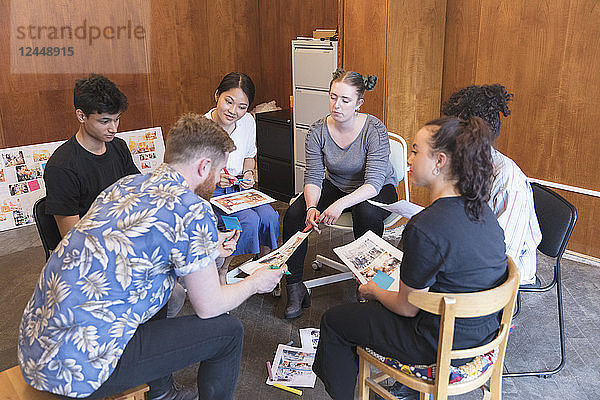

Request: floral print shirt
left=18, top=163, right=220, bottom=397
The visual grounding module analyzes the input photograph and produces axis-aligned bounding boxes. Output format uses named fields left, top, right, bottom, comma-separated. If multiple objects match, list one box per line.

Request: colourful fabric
left=489, top=148, right=541, bottom=285
left=18, top=163, right=220, bottom=397
left=365, top=348, right=497, bottom=385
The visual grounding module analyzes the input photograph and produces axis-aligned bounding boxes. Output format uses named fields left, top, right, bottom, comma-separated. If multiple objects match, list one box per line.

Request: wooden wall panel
left=0, top=0, right=337, bottom=148
left=442, top=0, right=482, bottom=95
left=443, top=0, right=600, bottom=257
left=258, top=0, right=339, bottom=110
left=147, top=0, right=263, bottom=133
left=342, top=0, right=388, bottom=120
left=385, top=0, right=446, bottom=146
left=555, top=189, right=599, bottom=256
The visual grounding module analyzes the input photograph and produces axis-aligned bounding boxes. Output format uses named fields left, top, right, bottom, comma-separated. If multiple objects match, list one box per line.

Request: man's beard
left=194, top=168, right=217, bottom=200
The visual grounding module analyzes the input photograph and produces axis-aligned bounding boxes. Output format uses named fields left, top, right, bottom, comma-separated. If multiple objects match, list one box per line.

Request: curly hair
left=426, top=116, right=494, bottom=221
left=330, top=68, right=377, bottom=98
left=74, top=74, right=128, bottom=116
left=441, top=84, right=513, bottom=139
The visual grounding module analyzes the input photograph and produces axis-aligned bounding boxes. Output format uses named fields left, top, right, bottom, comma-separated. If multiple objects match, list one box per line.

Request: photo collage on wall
left=122, top=128, right=164, bottom=172
left=0, top=142, right=62, bottom=230
left=0, top=127, right=164, bottom=232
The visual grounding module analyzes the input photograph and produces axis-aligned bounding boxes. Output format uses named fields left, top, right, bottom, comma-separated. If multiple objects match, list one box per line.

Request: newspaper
left=333, top=230, right=403, bottom=291
left=210, top=188, right=275, bottom=214
left=368, top=199, right=424, bottom=219
left=239, top=231, right=310, bottom=275
left=299, top=328, right=320, bottom=351
left=267, top=344, right=317, bottom=388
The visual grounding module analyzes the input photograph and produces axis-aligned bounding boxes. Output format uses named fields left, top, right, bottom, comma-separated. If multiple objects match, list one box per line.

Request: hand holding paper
left=368, top=199, right=424, bottom=219
left=218, top=229, right=240, bottom=257
left=250, top=265, right=286, bottom=294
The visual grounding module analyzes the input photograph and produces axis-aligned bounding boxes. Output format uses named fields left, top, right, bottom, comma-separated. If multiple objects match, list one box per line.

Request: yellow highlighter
left=273, top=383, right=303, bottom=396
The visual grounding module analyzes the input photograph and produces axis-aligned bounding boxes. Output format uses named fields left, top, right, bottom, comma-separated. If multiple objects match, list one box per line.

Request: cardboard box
left=313, top=29, right=336, bottom=39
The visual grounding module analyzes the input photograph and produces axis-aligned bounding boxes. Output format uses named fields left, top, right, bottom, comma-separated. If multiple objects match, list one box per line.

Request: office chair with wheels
left=304, top=132, right=410, bottom=292
left=504, top=182, right=577, bottom=378
left=33, top=196, right=62, bottom=260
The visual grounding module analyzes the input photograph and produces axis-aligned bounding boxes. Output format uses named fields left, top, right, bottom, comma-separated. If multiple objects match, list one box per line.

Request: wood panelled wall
left=0, top=0, right=338, bottom=148
left=442, top=0, right=600, bottom=257
left=343, top=0, right=600, bottom=257
left=342, top=0, right=446, bottom=204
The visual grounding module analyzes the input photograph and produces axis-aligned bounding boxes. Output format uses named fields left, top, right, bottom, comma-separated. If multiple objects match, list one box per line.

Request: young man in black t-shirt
left=43, top=74, right=140, bottom=237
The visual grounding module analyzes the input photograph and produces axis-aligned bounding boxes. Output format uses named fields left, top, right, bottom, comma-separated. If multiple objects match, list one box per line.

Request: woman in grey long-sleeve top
left=281, top=69, right=398, bottom=319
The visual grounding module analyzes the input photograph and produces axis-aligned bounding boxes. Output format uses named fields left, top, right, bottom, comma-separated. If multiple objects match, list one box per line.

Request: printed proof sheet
left=210, top=188, right=275, bottom=214
left=267, top=344, right=316, bottom=388
left=333, top=230, right=403, bottom=291
left=240, top=231, right=310, bottom=275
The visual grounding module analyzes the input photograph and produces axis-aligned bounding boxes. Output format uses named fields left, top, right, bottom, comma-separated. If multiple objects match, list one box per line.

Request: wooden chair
left=0, top=365, right=148, bottom=400
left=357, top=257, right=520, bottom=400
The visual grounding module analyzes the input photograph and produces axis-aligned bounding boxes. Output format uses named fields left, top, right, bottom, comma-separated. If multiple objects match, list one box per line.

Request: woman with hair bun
left=312, top=116, right=509, bottom=400
left=282, top=68, right=398, bottom=319
left=205, top=72, right=279, bottom=282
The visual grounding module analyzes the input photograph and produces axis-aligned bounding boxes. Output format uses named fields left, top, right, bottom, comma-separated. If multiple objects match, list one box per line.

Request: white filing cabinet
left=291, top=39, right=338, bottom=194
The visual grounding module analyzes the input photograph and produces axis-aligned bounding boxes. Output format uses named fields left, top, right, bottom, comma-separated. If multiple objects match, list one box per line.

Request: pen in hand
left=222, top=167, right=236, bottom=185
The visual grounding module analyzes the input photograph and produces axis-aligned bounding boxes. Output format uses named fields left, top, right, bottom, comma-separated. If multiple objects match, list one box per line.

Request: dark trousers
left=81, top=310, right=244, bottom=400
left=312, top=302, right=432, bottom=400
left=282, top=180, right=398, bottom=284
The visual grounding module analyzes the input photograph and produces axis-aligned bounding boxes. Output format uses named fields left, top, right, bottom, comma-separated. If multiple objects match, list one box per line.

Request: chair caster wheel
left=273, top=282, right=282, bottom=297
left=312, top=261, right=322, bottom=271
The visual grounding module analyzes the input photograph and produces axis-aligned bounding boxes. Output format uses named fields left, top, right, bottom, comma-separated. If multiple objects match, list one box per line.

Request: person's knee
left=352, top=202, right=385, bottom=232
left=240, top=211, right=260, bottom=230
left=222, top=314, right=243, bottom=335
left=283, top=197, right=306, bottom=231
left=320, top=304, right=349, bottom=333
left=353, top=201, right=380, bottom=220
left=262, top=207, right=280, bottom=227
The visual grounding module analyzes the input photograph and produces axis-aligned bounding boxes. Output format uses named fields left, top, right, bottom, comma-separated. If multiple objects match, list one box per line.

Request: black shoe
left=148, top=382, right=198, bottom=400
left=374, top=382, right=419, bottom=400
left=284, top=282, right=311, bottom=319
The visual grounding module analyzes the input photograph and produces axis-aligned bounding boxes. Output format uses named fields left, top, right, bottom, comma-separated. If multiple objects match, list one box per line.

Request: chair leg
left=489, top=367, right=503, bottom=400
left=481, top=385, right=491, bottom=400
left=504, top=260, right=566, bottom=378
left=358, top=356, right=370, bottom=400
left=512, top=291, right=521, bottom=318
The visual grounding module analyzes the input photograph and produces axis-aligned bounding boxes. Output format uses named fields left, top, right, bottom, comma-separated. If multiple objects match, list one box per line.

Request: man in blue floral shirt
left=18, top=114, right=285, bottom=400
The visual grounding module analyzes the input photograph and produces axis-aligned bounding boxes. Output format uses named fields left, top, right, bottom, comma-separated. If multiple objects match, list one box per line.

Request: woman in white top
left=205, top=73, right=279, bottom=282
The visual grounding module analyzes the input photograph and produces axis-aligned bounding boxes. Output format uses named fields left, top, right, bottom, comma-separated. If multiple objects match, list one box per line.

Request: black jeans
left=80, top=310, right=244, bottom=400
left=282, top=180, right=398, bottom=284
left=312, top=302, right=431, bottom=400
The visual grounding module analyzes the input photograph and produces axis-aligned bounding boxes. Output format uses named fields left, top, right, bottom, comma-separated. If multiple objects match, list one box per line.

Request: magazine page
left=267, top=344, right=317, bottom=388
left=210, top=188, right=275, bottom=214
left=333, top=230, right=403, bottom=291
left=240, top=231, right=310, bottom=275
left=299, top=328, right=320, bottom=351
left=368, top=199, right=424, bottom=219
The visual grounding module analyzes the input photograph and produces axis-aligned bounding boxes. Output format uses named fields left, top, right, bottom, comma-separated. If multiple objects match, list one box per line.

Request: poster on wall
left=0, top=127, right=164, bottom=232
left=119, top=127, right=164, bottom=172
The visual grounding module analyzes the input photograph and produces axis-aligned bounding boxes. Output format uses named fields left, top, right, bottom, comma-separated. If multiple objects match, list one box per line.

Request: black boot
left=284, top=282, right=311, bottom=319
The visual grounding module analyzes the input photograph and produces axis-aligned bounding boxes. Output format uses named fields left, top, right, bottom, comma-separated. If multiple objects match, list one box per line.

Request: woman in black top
left=312, top=116, right=508, bottom=400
